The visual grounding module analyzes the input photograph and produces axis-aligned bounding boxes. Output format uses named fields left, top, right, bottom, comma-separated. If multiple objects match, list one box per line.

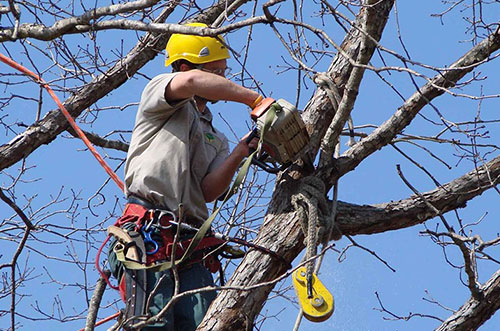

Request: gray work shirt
left=124, top=73, right=230, bottom=224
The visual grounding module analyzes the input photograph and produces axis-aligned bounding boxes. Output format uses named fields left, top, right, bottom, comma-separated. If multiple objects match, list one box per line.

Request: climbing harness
left=247, top=98, right=310, bottom=173
left=108, top=202, right=225, bottom=272
left=109, top=199, right=291, bottom=273
left=105, top=197, right=291, bottom=326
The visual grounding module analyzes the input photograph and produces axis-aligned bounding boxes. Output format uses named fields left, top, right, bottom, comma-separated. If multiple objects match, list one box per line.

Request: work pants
left=141, top=262, right=216, bottom=330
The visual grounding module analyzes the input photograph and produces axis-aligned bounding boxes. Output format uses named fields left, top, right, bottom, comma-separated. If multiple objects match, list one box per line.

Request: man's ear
left=179, top=62, right=192, bottom=72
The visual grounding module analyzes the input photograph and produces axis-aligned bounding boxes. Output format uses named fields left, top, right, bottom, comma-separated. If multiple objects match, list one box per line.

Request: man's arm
left=201, top=134, right=257, bottom=202
left=165, top=69, right=259, bottom=107
left=164, top=67, right=262, bottom=201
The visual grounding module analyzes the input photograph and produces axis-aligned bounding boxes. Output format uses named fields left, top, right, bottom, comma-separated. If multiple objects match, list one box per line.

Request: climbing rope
left=313, top=72, right=356, bottom=147
left=292, top=72, right=347, bottom=329
left=0, top=52, right=125, bottom=192
left=291, top=176, right=341, bottom=328
left=292, top=177, right=326, bottom=296
left=291, top=177, right=341, bottom=296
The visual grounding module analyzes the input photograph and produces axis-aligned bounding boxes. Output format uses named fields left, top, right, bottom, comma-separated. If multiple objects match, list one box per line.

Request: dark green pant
left=108, top=239, right=216, bottom=330
left=143, top=263, right=216, bottom=330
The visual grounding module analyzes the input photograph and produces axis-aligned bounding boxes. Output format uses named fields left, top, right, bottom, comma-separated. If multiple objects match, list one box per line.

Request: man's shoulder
left=141, top=72, right=181, bottom=101
left=146, top=72, right=178, bottom=86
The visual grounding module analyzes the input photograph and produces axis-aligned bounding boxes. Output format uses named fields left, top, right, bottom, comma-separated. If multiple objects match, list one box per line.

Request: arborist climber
left=107, top=22, right=263, bottom=330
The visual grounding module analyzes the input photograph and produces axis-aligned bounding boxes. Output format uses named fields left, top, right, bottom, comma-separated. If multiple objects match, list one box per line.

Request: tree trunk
left=198, top=1, right=396, bottom=329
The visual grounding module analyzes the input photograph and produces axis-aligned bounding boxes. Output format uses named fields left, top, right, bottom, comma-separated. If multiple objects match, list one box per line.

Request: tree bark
left=436, top=270, right=500, bottom=331
left=336, top=154, right=500, bottom=235
left=84, top=271, right=110, bottom=331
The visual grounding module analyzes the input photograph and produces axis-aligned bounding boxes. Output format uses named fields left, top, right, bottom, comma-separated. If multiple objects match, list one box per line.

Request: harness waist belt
left=127, top=195, right=161, bottom=210
left=111, top=200, right=224, bottom=273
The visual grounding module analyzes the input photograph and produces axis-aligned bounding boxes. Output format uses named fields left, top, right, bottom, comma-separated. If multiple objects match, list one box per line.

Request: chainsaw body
left=250, top=98, right=310, bottom=173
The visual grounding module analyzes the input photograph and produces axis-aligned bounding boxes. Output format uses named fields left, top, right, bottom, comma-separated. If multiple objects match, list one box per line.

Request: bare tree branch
left=335, top=154, right=500, bottom=235
left=0, top=0, right=162, bottom=41
left=436, top=269, right=500, bottom=331
left=329, top=26, right=500, bottom=183
left=0, top=0, right=247, bottom=171
left=84, top=271, right=110, bottom=331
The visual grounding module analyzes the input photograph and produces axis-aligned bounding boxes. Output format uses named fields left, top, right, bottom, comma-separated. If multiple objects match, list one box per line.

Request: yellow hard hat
left=165, top=22, right=230, bottom=68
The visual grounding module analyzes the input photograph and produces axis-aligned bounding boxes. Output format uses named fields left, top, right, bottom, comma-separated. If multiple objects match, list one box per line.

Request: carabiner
left=157, top=210, right=177, bottom=229
left=141, top=225, right=159, bottom=255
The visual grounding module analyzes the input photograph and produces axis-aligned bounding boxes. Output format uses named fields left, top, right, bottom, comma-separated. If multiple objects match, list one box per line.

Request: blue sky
left=1, top=1, right=499, bottom=331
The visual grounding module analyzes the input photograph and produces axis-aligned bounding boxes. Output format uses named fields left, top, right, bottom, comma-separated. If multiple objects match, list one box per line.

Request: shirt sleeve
left=139, top=73, right=190, bottom=118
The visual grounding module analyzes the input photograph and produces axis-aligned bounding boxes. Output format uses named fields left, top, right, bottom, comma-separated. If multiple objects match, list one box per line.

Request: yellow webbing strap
left=114, top=105, right=278, bottom=271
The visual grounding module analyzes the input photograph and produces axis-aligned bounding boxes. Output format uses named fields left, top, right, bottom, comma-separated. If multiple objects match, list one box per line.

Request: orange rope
left=0, top=52, right=125, bottom=329
left=0, top=52, right=125, bottom=192
left=77, top=311, right=121, bottom=331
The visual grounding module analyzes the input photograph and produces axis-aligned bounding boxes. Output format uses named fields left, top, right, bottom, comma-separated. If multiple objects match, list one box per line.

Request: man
left=109, top=22, right=262, bottom=330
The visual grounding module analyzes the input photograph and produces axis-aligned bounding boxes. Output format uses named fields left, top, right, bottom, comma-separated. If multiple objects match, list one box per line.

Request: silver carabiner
left=144, top=215, right=155, bottom=232
left=157, top=210, right=177, bottom=229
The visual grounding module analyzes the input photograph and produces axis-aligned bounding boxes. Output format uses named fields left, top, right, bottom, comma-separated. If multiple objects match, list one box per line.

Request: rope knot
left=291, top=176, right=342, bottom=246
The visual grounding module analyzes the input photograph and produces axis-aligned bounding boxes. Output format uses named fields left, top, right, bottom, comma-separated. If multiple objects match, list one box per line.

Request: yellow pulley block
left=292, top=266, right=334, bottom=322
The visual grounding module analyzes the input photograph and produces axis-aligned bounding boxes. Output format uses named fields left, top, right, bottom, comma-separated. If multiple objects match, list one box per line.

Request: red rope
left=0, top=52, right=123, bottom=290
left=95, top=234, right=119, bottom=290
left=0, top=52, right=125, bottom=192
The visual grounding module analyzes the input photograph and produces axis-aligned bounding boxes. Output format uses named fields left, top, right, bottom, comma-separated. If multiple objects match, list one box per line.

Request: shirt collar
left=200, top=107, right=213, bottom=122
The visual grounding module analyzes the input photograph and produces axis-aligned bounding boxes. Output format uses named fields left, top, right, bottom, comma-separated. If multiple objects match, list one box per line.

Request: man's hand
left=234, top=131, right=259, bottom=158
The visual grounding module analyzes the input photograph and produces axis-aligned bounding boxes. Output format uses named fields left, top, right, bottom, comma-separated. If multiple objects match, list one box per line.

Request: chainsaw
left=247, top=98, right=310, bottom=173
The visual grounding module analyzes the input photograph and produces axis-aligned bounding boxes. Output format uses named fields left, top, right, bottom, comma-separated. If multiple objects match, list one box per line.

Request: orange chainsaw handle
left=250, top=97, right=275, bottom=121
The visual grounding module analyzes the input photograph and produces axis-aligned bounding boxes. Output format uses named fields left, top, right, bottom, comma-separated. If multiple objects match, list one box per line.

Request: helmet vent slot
left=199, top=47, right=210, bottom=57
